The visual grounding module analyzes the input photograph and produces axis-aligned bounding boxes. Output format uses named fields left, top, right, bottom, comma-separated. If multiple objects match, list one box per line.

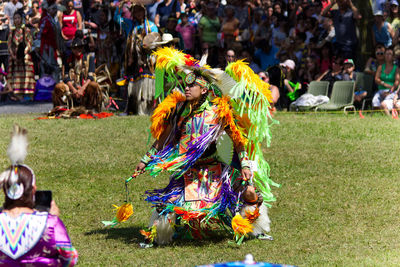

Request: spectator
left=254, top=38, right=279, bottom=70
left=373, top=46, right=399, bottom=109
left=59, top=0, right=82, bottom=43
left=317, top=17, right=335, bottom=49
left=164, top=16, right=184, bottom=50
left=7, top=10, right=35, bottom=102
left=316, top=56, right=344, bottom=96
left=318, top=42, right=333, bottom=74
left=220, top=5, right=239, bottom=49
left=382, top=86, right=400, bottom=115
left=259, top=70, right=279, bottom=109
left=0, top=68, right=8, bottom=101
left=372, top=10, right=394, bottom=48
left=176, top=13, right=195, bottom=54
left=155, top=0, right=180, bottom=29
left=322, top=0, right=362, bottom=58
left=388, top=0, right=400, bottom=33
left=0, top=126, right=78, bottom=266
left=198, top=2, right=220, bottom=67
left=4, top=0, right=23, bottom=27
left=38, top=1, right=62, bottom=81
left=364, top=43, right=386, bottom=77
left=298, top=55, right=320, bottom=87
left=241, top=49, right=262, bottom=74
left=53, top=37, right=103, bottom=111
left=267, top=59, right=296, bottom=109
left=0, top=13, right=9, bottom=72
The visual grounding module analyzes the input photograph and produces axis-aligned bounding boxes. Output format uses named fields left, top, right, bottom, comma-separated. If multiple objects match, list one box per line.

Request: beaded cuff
left=239, top=151, right=251, bottom=169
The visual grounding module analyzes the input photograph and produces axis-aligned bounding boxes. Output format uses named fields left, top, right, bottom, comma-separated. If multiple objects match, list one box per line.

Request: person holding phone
left=0, top=125, right=78, bottom=266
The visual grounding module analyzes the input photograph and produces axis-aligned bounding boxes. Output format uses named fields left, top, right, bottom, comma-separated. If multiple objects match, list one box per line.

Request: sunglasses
left=376, top=51, right=384, bottom=56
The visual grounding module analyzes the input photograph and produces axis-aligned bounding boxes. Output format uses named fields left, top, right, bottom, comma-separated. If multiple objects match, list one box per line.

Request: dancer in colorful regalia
left=113, top=47, right=279, bottom=245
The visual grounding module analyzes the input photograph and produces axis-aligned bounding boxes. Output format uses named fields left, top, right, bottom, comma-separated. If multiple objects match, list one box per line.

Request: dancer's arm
left=136, top=124, right=172, bottom=172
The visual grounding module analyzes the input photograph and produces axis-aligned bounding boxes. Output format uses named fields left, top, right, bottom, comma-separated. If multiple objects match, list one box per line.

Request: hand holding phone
left=34, top=190, right=52, bottom=212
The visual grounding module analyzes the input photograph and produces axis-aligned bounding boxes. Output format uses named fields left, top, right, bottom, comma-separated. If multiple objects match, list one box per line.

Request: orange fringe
left=213, top=96, right=248, bottom=148
left=150, top=91, right=186, bottom=139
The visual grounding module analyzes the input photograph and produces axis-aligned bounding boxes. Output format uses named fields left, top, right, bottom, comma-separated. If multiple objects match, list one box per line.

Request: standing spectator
left=147, top=0, right=163, bottom=22
left=59, top=0, right=82, bottom=47
left=198, top=2, right=220, bottom=67
left=4, top=0, right=22, bottom=27
left=58, top=0, right=82, bottom=62
left=388, top=0, right=400, bottom=33
left=364, top=43, right=386, bottom=77
left=372, top=10, right=394, bottom=48
left=155, top=0, right=180, bottom=29
left=0, top=14, right=9, bottom=72
left=317, top=17, right=335, bottom=49
left=7, top=10, right=35, bottom=101
left=220, top=5, right=239, bottom=49
left=164, top=16, right=184, bottom=50
left=38, top=1, right=62, bottom=81
left=176, top=13, right=195, bottom=54
left=322, top=0, right=362, bottom=58
left=254, top=38, right=279, bottom=70
left=373, top=46, right=399, bottom=109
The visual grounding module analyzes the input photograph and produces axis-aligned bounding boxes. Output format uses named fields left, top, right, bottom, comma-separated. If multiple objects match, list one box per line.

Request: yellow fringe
left=150, top=91, right=186, bottom=139
left=213, top=96, right=248, bottom=148
left=228, top=60, right=273, bottom=103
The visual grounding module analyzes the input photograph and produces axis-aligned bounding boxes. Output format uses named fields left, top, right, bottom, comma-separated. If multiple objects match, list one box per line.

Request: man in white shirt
left=4, top=0, right=23, bottom=27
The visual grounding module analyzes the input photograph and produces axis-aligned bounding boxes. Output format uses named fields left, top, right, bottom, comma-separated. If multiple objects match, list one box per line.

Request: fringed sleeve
left=212, top=96, right=248, bottom=149
left=51, top=215, right=78, bottom=267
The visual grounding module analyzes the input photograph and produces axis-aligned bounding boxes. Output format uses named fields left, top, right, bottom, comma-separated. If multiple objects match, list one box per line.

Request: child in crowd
left=176, top=13, right=195, bottom=54
left=0, top=67, right=9, bottom=101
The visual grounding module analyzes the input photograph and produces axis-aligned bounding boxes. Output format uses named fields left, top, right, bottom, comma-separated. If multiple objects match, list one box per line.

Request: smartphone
left=34, top=190, right=52, bottom=212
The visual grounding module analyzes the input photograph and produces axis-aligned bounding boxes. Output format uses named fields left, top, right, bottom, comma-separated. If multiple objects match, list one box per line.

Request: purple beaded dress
left=0, top=211, right=78, bottom=266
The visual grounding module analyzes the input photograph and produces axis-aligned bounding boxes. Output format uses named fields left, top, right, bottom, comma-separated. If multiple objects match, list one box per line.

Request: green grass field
left=0, top=112, right=399, bottom=266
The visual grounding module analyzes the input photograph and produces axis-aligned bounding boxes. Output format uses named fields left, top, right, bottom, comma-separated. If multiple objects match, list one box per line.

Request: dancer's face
left=185, top=83, right=207, bottom=102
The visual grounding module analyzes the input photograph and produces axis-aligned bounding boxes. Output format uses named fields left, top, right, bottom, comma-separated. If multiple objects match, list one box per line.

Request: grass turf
left=0, top=112, right=399, bottom=266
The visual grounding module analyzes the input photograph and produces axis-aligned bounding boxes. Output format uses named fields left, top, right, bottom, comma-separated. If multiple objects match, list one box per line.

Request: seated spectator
left=176, top=13, right=195, bottom=54
left=241, top=49, right=262, bottom=74
left=219, top=49, right=236, bottom=69
left=0, top=125, right=78, bottom=266
left=267, top=59, right=296, bottom=109
left=343, top=58, right=367, bottom=105
left=373, top=46, right=400, bottom=109
left=382, top=87, right=400, bottom=115
left=298, top=55, right=320, bottom=88
left=318, top=42, right=333, bottom=75
left=316, top=56, right=344, bottom=96
left=259, top=71, right=279, bottom=110
left=53, top=37, right=103, bottom=111
left=364, top=43, right=386, bottom=77
left=372, top=10, right=394, bottom=48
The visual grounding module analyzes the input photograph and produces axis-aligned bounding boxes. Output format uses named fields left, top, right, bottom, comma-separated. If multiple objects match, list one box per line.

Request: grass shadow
left=85, top=226, right=144, bottom=244
left=85, top=227, right=235, bottom=248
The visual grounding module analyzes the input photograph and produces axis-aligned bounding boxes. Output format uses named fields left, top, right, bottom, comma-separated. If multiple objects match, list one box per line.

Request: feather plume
left=7, top=125, right=28, bottom=166
left=150, top=91, right=186, bottom=139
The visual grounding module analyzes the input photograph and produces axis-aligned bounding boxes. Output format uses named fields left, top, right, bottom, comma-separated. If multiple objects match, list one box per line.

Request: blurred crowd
left=0, top=0, right=399, bottom=113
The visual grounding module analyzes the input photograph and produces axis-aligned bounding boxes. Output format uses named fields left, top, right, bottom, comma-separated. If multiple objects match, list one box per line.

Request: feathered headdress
left=0, top=125, right=35, bottom=200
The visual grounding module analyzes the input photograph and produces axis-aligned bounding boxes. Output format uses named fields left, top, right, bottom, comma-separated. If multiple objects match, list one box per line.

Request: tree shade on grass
left=0, top=113, right=399, bottom=266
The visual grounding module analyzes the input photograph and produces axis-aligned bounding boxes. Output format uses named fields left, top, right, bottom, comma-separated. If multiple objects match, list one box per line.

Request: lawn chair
left=354, top=72, right=374, bottom=110
left=289, top=81, right=329, bottom=111
left=315, top=81, right=355, bottom=113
